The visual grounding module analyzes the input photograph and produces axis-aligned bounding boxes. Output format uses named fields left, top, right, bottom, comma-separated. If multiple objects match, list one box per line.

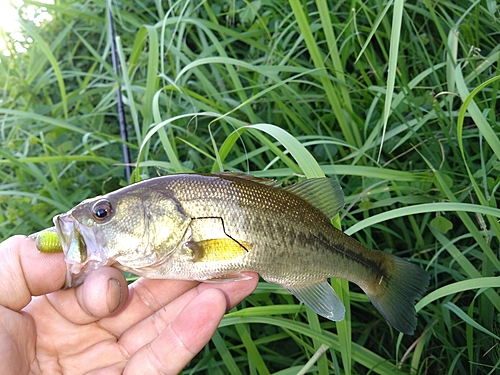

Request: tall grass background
left=1, top=0, right=500, bottom=373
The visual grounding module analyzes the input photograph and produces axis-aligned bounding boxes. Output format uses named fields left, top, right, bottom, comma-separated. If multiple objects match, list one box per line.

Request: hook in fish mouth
left=54, top=214, right=110, bottom=289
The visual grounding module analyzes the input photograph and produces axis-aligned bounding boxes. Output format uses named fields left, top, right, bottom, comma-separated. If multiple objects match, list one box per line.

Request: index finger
left=98, top=278, right=200, bottom=336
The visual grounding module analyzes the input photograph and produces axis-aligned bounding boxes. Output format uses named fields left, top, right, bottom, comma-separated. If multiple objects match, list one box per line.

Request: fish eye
left=92, top=200, right=113, bottom=222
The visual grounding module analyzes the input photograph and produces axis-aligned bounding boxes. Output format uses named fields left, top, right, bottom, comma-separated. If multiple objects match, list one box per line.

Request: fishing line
left=191, top=216, right=249, bottom=252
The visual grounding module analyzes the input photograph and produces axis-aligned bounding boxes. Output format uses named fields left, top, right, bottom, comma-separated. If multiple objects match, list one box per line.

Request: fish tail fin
left=364, top=255, right=429, bottom=335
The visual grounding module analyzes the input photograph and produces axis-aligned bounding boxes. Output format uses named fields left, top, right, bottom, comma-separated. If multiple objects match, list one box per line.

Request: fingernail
left=107, top=278, right=122, bottom=313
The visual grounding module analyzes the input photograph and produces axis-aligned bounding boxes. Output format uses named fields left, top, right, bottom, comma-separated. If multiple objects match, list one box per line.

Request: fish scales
left=161, top=174, right=386, bottom=288
left=35, top=172, right=430, bottom=335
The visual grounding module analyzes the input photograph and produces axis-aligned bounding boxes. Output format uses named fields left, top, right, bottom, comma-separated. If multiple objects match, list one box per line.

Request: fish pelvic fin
left=364, top=255, right=430, bottom=335
left=285, top=281, right=346, bottom=321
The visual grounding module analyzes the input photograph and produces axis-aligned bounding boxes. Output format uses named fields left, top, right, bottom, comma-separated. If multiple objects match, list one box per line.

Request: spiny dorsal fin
left=214, top=172, right=279, bottom=187
left=284, top=178, right=345, bottom=219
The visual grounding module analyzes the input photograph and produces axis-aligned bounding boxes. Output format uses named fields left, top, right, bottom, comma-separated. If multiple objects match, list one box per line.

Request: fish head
left=54, top=192, right=145, bottom=288
left=54, top=185, right=192, bottom=289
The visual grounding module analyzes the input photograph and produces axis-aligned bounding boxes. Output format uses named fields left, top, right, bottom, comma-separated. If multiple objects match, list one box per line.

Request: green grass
left=1, top=0, right=500, bottom=373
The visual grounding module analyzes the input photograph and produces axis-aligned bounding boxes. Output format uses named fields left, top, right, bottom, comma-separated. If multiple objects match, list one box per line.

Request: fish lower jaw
left=67, top=262, right=86, bottom=274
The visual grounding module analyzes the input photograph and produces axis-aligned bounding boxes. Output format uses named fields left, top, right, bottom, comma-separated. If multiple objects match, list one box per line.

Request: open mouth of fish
left=54, top=214, right=111, bottom=289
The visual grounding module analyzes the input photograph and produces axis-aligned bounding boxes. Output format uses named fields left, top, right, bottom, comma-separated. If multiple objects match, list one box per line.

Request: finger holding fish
left=116, top=273, right=258, bottom=353
left=122, top=289, right=228, bottom=375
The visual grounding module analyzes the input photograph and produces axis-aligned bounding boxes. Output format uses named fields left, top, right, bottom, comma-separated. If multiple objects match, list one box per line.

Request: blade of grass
left=315, top=0, right=352, bottom=112
left=117, top=34, right=141, bottom=144
left=445, top=301, right=500, bottom=340
left=297, top=343, right=329, bottom=375
left=211, top=330, right=243, bottom=375
left=234, top=323, right=270, bottom=375
left=304, top=309, right=330, bottom=375
left=221, top=316, right=402, bottom=375
left=378, top=0, right=403, bottom=162
left=289, top=0, right=361, bottom=148
left=346, top=202, right=500, bottom=236
left=20, top=20, right=69, bottom=119
left=430, top=228, right=500, bottom=311
left=152, top=90, right=184, bottom=173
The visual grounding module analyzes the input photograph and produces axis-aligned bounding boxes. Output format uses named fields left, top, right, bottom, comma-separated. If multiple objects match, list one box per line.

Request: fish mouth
left=54, top=214, right=110, bottom=289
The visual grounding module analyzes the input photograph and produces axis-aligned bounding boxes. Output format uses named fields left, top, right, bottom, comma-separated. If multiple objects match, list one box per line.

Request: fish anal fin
left=285, top=281, right=346, bottom=321
left=284, top=178, right=345, bottom=219
left=203, top=273, right=253, bottom=283
left=187, top=238, right=251, bottom=262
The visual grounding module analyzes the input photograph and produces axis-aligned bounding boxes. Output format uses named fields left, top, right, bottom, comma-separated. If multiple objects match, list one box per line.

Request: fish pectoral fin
left=187, top=238, right=251, bottom=262
left=203, top=273, right=253, bottom=283
left=285, top=281, right=346, bottom=321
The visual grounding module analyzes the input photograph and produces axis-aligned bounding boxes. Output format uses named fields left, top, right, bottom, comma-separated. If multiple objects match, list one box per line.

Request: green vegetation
left=1, top=0, right=500, bottom=373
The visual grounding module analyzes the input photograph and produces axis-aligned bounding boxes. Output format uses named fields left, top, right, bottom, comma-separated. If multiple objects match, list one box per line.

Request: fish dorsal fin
left=284, top=178, right=345, bottom=219
left=215, top=172, right=279, bottom=186
left=285, top=281, right=346, bottom=321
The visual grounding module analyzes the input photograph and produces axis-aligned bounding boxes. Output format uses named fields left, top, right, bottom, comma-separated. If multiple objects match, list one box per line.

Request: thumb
left=0, top=235, right=66, bottom=311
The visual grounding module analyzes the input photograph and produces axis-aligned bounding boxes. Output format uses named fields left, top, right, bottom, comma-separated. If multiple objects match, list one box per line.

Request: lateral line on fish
left=191, top=216, right=249, bottom=252
left=310, top=230, right=384, bottom=278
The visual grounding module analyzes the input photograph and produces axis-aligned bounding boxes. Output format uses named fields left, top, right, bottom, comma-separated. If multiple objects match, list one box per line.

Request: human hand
left=0, top=235, right=258, bottom=374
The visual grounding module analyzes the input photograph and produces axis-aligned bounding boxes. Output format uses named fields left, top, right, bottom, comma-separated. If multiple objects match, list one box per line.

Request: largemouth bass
left=34, top=173, right=429, bottom=334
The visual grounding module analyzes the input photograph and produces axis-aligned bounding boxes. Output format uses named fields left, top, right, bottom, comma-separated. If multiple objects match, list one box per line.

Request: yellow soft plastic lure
left=30, top=227, right=63, bottom=253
